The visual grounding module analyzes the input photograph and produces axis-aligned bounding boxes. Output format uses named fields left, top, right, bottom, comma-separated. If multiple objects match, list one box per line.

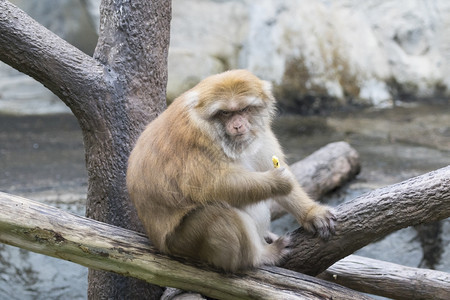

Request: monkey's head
left=184, top=70, right=276, bottom=158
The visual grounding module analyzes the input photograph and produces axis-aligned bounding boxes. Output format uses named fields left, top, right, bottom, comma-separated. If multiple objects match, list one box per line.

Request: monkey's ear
left=261, top=80, right=275, bottom=100
left=184, top=90, right=200, bottom=108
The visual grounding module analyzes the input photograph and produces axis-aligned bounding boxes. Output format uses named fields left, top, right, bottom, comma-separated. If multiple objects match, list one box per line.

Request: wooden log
left=291, top=141, right=361, bottom=199
left=318, top=255, right=450, bottom=300
left=271, top=141, right=361, bottom=219
left=0, top=192, right=370, bottom=300
left=282, top=165, right=450, bottom=276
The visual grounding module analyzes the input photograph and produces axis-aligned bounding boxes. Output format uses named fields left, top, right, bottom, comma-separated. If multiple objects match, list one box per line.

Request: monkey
left=126, top=69, right=336, bottom=272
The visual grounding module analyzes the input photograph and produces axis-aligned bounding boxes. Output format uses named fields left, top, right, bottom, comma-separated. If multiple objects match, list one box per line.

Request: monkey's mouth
left=231, top=133, right=249, bottom=141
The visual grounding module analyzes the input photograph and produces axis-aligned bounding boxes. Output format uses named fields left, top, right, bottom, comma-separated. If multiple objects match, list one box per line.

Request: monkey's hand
left=302, top=205, right=337, bottom=240
left=268, top=167, right=294, bottom=196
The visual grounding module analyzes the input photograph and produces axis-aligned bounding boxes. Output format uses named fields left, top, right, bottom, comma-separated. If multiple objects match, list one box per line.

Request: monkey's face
left=185, top=69, right=276, bottom=158
left=219, top=107, right=251, bottom=139
left=210, top=101, right=268, bottom=156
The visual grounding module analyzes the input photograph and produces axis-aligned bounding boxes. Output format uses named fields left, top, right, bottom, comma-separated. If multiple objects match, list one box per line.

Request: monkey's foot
left=261, top=235, right=291, bottom=266
left=264, top=231, right=280, bottom=244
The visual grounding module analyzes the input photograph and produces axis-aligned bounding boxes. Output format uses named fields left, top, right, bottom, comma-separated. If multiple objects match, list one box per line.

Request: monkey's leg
left=165, top=204, right=289, bottom=272
left=264, top=231, right=280, bottom=244
left=240, top=202, right=280, bottom=244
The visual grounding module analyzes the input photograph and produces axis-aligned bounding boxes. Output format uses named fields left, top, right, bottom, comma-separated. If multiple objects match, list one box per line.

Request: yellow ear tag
left=272, top=155, right=280, bottom=168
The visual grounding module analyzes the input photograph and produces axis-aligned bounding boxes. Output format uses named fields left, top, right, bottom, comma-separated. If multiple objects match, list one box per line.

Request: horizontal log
left=319, top=255, right=450, bottom=300
left=0, top=192, right=370, bottom=300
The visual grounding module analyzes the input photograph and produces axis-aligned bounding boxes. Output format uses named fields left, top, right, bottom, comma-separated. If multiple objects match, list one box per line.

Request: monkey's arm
left=193, top=167, right=293, bottom=207
left=274, top=168, right=336, bottom=239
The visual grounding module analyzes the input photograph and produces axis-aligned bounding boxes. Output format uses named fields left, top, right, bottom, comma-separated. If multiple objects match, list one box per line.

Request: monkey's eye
left=239, top=106, right=250, bottom=113
left=219, top=110, right=231, bottom=116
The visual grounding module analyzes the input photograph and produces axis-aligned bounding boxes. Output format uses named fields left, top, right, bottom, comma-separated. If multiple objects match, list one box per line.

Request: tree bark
left=318, top=254, right=450, bottom=300
left=85, top=1, right=171, bottom=298
left=281, top=165, right=450, bottom=276
left=0, top=191, right=371, bottom=300
left=0, top=0, right=171, bottom=298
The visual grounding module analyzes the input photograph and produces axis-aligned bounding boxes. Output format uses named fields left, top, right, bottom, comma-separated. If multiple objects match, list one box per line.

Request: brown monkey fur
left=127, top=70, right=336, bottom=272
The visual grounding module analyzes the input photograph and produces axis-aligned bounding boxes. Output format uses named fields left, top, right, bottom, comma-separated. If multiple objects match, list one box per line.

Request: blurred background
left=0, top=0, right=449, bottom=299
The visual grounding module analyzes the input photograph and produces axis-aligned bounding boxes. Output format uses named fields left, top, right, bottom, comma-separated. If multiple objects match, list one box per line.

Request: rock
left=161, top=288, right=206, bottom=300
left=1, top=0, right=450, bottom=114
left=167, top=0, right=248, bottom=100
left=245, top=0, right=391, bottom=111
left=242, top=0, right=450, bottom=111
left=132, top=0, right=450, bottom=109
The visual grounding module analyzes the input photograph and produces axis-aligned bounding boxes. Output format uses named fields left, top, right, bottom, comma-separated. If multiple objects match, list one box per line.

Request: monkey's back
left=126, top=95, right=227, bottom=251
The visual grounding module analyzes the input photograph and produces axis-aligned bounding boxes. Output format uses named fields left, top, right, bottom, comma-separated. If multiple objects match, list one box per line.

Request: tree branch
left=0, top=0, right=104, bottom=119
left=318, top=255, right=450, bottom=300
left=282, top=165, right=450, bottom=275
left=0, top=192, right=370, bottom=300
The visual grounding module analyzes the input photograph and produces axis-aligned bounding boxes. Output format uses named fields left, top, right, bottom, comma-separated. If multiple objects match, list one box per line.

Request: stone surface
left=1, top=0, right=450, bottom=114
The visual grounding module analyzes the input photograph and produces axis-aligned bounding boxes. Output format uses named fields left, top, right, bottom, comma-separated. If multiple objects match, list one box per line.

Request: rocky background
left=168, top=0, right=450, bottom=112
left=1, top=0, right=450, bottom=114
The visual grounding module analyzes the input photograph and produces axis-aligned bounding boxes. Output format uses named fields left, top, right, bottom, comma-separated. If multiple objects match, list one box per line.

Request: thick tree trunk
left=0, top=0, right=171, bottom=298
left=85, top=1, right=171, bottom=298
